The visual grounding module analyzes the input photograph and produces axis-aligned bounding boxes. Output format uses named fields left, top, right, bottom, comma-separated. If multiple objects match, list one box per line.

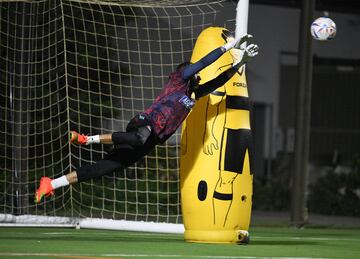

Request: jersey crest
left=179, top=95, right=195, bottom=110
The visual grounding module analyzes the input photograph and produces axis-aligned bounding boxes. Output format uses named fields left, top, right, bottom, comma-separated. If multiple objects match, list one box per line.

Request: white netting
left=0, top=0, right=235, bottom=227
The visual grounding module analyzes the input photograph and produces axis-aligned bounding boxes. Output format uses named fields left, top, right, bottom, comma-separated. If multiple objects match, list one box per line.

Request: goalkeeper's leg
left=70, top=131, right=112, bottom=145
left=35, top=157, right=124, bottom=203
left=70, top=126, right=151, bottom=146
left=35, top=127, right=153, bottom=203
left=35, top=129, right=155, bottom=203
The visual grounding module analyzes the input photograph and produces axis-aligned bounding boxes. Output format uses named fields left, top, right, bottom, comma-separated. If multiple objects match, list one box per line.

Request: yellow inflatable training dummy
left=180, top=26, right=253, bottom=244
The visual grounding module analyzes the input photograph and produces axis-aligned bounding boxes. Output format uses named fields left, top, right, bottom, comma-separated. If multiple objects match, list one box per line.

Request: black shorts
left=76, top=127, right=158, bottom=183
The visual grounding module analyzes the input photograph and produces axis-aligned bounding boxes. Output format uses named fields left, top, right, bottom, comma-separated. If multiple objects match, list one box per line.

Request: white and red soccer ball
left=310, top=17, right=337, bottom=41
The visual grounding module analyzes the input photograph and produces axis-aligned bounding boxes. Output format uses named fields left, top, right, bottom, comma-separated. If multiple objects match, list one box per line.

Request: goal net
left=0, top=0, right=236, bottom=231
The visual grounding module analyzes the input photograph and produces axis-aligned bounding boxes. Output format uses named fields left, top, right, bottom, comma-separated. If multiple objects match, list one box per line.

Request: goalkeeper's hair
left=177, top=61, right=191, bottom=71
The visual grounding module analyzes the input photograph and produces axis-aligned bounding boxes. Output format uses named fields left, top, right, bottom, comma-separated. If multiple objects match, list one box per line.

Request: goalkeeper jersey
left=142, top=68, right=194, bottom=143
left=140, top=46, right=225, bottom=143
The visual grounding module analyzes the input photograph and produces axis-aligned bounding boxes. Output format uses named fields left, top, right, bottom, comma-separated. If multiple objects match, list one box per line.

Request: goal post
left=0, top=0, right=237, bottom=232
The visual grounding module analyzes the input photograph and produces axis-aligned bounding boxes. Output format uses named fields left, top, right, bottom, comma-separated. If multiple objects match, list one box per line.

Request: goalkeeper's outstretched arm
left=194, top=43, right=259, bottom=99
left=182, top=34, right=253, bottom=81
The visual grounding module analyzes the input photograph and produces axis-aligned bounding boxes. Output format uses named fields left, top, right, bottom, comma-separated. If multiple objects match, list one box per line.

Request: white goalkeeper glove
left=233, top=43, right=259, bottom=67
left=222, top=34, right=253, bottom=51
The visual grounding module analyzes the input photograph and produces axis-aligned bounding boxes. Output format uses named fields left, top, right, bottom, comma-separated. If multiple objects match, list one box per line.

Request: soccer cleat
left=70, top=130, right=88, bottom=145
left=35, top=177, right=54, bottom=203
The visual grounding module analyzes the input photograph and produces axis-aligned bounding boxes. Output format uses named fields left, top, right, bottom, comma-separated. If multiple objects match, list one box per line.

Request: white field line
left=0, top=253, right=330, bottom=259
left=41, top=232, right=360, bottom=242
left=253, top=236, right=360, bottom=242
left=103, top=255, right=330, bottom=259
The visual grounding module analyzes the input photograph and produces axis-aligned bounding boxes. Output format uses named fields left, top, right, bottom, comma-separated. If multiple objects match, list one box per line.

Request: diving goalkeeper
left=35, top=33, right=259, bottom=203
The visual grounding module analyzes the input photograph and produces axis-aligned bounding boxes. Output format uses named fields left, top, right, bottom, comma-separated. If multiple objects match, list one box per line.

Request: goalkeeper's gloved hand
left=234, top=34, right=253, bottom=50
left=233, top=43, right=259, bottom=67
left=222, top=34, right=253, bottom=51
left=243, top=43, right=259, bottom=60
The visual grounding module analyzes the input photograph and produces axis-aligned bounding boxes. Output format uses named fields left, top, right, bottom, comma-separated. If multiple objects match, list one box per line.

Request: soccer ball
left=310, top=17, right=337, bottom=41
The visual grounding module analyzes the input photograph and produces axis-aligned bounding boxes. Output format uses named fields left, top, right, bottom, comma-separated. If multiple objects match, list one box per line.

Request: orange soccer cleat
left=35, top=177, right=54, bottom=203
left=70, top=130, right=88, bottom=145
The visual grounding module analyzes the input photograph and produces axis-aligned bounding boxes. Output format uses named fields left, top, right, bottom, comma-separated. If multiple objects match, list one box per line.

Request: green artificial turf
left=0, top=227, right=359, bottom=259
